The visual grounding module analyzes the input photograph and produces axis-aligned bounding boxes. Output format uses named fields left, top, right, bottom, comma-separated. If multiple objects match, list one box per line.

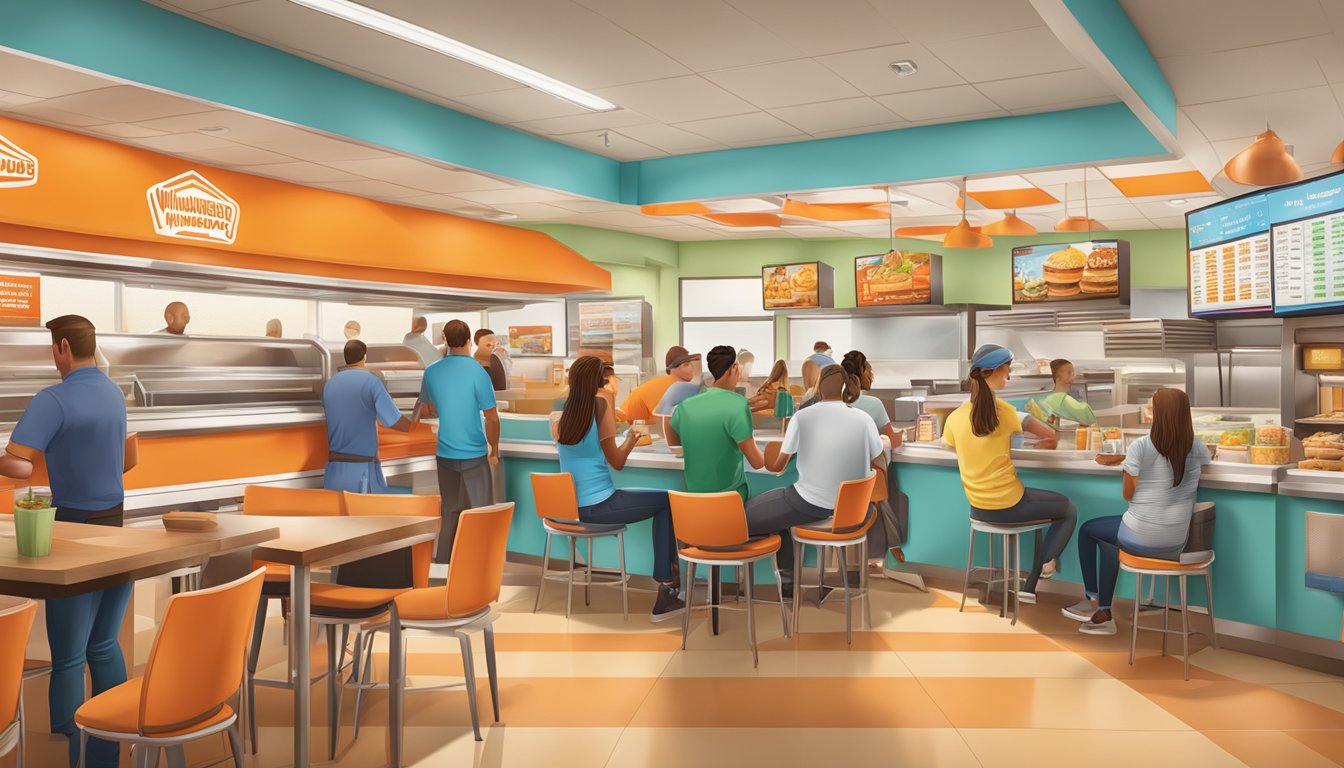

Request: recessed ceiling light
left=286, top=0, right=618, bottom=112
left=1168, top=198, right=1188, bottom=206
left=889, top=60, right=918, bottom=78
left=197, top=126, right=229, bottom=134
left=481, top=210, right=519, bottom=222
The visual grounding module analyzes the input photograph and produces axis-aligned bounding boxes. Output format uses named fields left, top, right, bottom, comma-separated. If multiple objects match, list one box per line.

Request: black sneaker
left=650, top=584, right=685, bottom=623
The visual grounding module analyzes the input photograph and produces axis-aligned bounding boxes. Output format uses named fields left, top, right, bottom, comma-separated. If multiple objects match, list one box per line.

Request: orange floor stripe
left=627, top=677, right=951, bottom=728
left=1127, top=679, right=1344, bottom=731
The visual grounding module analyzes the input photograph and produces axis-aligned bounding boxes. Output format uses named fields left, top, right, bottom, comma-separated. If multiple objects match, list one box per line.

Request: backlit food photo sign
left=0, top=133, right=38, bottom=188
left=147, top=170, right=241, bottom=245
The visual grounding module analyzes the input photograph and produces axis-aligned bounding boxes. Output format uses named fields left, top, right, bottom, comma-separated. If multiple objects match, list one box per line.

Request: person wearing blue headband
left=942, top=344, right=1077, bottom=602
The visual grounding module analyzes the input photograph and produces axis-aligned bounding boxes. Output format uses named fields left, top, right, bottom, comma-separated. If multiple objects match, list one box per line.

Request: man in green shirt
left=667, top=345, right=765, bottom=500
left=1030, top=358, right=1096, bottom=426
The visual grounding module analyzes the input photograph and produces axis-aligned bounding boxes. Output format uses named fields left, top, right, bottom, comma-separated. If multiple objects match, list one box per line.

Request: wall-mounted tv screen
left=1186, top=194, right=1273, bottom=318
left=762, top=261, right=834, bottom=310
left=855, top=251, right=942, bottom=307
left=1269, top=169, right=1344, bottom=316
left=1012, top=240, right=1129, bottom=304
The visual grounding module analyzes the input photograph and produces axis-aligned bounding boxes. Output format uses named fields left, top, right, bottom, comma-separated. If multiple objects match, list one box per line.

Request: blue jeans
left=1077, top=516, right=1182, bottom=609
left=579, top=489, right=675, bottom=581
left=47, top=582, right=133, bottom=768
left=972, top=487, right=1078, bottom=593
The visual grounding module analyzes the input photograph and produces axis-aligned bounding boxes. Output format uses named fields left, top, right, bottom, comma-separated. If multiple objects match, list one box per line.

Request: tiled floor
left=12, top=567, right=1344, bottom=767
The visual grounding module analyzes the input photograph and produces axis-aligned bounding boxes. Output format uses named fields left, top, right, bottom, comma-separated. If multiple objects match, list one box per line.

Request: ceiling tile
left=451, top=88, right=591, bottom=124
left=153, top=0, right=254, bottom=10
left=125, top=133, right=235, bottom=153
left=452, top=187, right=584, bottom=205
left=135, top=109, right=304, bottom=144
left=869, top=0, right=1045, bottom=43
left=1117, top=0, right=1330, bottom=58
left=1158, top=38, right=1329, bottom=105
left=4, top=102, right=107, bottom=127
left=313, top=179, right=427, bottom=199
left=811, top=120, right=912, bottom=139
left=593, top=76, right=756, bottom=123
left=575, top=210, right=680, bottom=229
left=241, top=161, right=363, bottom=184
left=397, top=193, right=477, bottom=212
left=248, top=131, right=390, bottom=162
left=673, top=112, right=804, bottom=144
left=0, top=90, right=42, bottom=109
left=511, top=109, right=653, bottom=136
left=1182, top=86, right=1343, bottom=142
left=323, top=157, right=514, bottom=194
left=489, top=202, right=574, bottom=219
left=34, top=86, right=212, bottom=123
left=1008, top=97, right=1116, bottom=116
left=976, top=69, right=1113, bottom=111
left=547, top=199, right=630, bottom=213
left=179, top=144, right=297, bottom=166
left=769, top=98, right=901, bottom=135
left=875, top=85, right=1001, bottom=121
left=1022, top=169, right=1090, bottom=187
left=705, top=59, right=862, bottom=109
left=574, top=0, right=799, bottom=71
left=816, top=43, right=967, bottom=96
left=85, top=122, right=171, bottom=139
left=727, top=0, right=907, bottom=56
left=927, top=27, right=1083, bottom=83
left=551, top=130, right=667, bottom=161
left=633, top=224, right=721, bottom=240
left=0, top=50, right=113, bottom=98
left=616, top=123, right=728, bottom=154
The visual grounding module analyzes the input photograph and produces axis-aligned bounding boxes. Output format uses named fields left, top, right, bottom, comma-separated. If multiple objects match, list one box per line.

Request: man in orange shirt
left=618, top=346, right=701, bottom=423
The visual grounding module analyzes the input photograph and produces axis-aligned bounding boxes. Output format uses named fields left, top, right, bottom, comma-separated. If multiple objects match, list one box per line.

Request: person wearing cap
left=321, top=340, right=413, bottom=494
left=666, top=345, right=765, bottom=501
left=942, top=344, right=1077, bottom=602
left=618, top=346, right=701, bottom=423
left=755, top=364, right=884, bottom=585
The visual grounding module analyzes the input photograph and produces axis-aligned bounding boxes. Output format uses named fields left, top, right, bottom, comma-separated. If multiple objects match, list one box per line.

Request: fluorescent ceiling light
left=286, top=0, right=618, bottom=112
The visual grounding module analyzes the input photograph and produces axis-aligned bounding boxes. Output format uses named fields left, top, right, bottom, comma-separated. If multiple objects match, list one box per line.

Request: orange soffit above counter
left=0, top=116, right=610, bottom=294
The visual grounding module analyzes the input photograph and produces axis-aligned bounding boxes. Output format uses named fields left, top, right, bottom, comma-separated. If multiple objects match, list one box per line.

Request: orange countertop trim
left=0, top=116, right=610, bottom=294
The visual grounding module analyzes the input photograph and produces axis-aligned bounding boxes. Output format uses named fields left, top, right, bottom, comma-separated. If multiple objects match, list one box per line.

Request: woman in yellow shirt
left=943, top=344, right=1078, bottom=602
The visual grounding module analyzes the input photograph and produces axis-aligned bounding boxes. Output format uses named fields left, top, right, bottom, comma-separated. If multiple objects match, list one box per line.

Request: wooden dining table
left=245, top=514, right=440, bottom=768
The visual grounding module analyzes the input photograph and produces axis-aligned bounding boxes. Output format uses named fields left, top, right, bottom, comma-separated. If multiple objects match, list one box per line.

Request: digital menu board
left=1186, top=194, right=1273, bottom=317
left=855, top=251, right=939, bottom=307
left=1012, top=240, right=1128, bottom=304
left=1270, top=170, right=1344, bottom=316
left=762, top=262, right=833, bottom=309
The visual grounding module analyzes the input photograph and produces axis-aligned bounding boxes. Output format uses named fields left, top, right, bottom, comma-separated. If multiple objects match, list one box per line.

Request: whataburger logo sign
left=0, top=133, right=37, bottom=188
left=147, top=170, right=240, bottom=245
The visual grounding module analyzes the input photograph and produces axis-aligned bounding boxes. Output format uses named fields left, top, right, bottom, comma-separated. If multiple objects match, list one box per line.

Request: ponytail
left=839, top=351, right=867, bottom=405
left=969, top=368, right=1000, bottom=437
left=842, top=371, right=861, bottom=404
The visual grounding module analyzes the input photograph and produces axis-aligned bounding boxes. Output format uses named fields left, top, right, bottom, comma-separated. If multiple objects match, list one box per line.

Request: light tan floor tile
left=959, top=728, right=1244, bottom=768
left=659, top=650, right=913, bottom=677
left=606, top=727, right=981, bottom=767
left=1191, top=648, right=1344, bottom=685
left=920, top=678, right=1191, bottom=730
left=1271, top=682, right=1344, bottom=714
left=897, top=650, right=1109, bottom=678
left=1200, top=730, right=1341, bottom=768
left=248, top=725, right=623, bottom=767
left=1127, top=679, right=1344, bottom=730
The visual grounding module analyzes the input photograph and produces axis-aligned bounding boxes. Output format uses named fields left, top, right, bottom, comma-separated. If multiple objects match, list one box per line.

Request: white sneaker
left=1080, top=617, right=1117, bottom=635
left=1017, top=591, right=1036, bottom=605
left=1061, top=600, right=1097, bottom=622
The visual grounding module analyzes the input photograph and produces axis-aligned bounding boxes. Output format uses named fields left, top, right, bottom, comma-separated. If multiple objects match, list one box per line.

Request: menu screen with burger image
left=762, top=261, right=834, bottom=309
left=855, top=251, right=939, bottom=307
left=1013, top=240, right=1128, bottom=304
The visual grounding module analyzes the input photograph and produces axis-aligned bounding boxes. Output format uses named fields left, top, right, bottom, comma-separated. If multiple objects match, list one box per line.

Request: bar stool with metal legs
left=1120, top=550, right=1217, bottom=681
left=790, top=474, right=878, bottom=645
left=530, top=473, right=630, bottom=619
left=959, top=518, right=1051, bottom=625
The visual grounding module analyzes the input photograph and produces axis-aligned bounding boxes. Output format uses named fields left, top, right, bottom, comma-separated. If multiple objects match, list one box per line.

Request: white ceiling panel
left=511, top=109, right=653, bottom=137
left=928, top=27, right=1085, bottom=83
left=85, top=122, right=171, bottom=139
left=241, top=161, right=363, bottom=184
left=1009, top=97, right=1116, bottom=116
left=313, top=179, right=427, bottom=199
left=246, top=130, right=390, bottom=162
left=136, top=109, right=312, bottom=145
left=616, top=123, right=728, bottom=154
left=869, top=0, right=1045, bottom=43
left=126, top=133, right=234, bottom=153
left=551, top=130, right=667, bottom=161
left=876, top=86, right=1002, bottom=121
left=815, top=43, right=967, bottom=96
left=0, top=50, right=113, bottom=98
left=34, top=86, right=211, bottom=123
left=451, top=88, right=590, bottom=124
left=793, top=188, right=888, bottom=205
left=4, top=102, right=104, bottom=127
left=727, top=0, right=908, bottom=56
left=0, top=90, right=41, bottom=109
left=1098, top=158, right=1199, bottom=178
left=1157, top=38, right=1330, bottom=105
left=573, top=0, right=799, bottom=71
left=768, top=98, right=901, bottom=135
left=397, top=193, right=476, bottom=212
left=452, top=187, right=581, bottom=205
left=571, top=210, right=678, bottom=229
left=812, top=120, right=911, bottom=139
left=322, top=157, right=514, bottom=193
left=485, top=202, right=574, bottom=219
left=593, top=76, right=756, bottom=123
left=976, top=69, right=1113, bottom=111
left=547, top=199, right=630, bottom=213
left=154, top=0, right=253, bottom=11
left=673, top=112, right=804, bottom=144
left=1117, top=0, right=1330, bottom=58
left=1181, top=86, right=1343, bottom=142
left=705, top=59, right=862, bottom=109
left=178, top=144, right=297, bottom=167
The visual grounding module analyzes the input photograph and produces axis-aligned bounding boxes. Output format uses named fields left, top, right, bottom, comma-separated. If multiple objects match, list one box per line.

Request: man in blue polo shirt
left=419, top=320, right=499, bottom=563
left=322, top=339, right=412, bottom=493
left=0, top=315, right=129, bottom=768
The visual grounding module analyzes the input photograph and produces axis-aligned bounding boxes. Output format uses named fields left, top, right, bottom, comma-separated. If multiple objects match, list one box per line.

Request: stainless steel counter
left=1278, top=469, right=1344, bottom=502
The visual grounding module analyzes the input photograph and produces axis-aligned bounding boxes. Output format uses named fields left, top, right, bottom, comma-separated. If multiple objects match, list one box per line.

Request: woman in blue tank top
left=552, top=357, right=684, bottom=622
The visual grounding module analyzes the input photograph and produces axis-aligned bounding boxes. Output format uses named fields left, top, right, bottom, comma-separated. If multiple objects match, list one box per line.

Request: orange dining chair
left=74, top=568, right=265, bottom=768
left=0, top=598, right=36, bottom=768
left=669, top=491, right=790, bottom=668
left=241, top=485, right=345, bottom=753
left=790, top=475, right=878, bottom=644
left=352, top=503, right=513, bottom=750
left=316, top=492, right=439, bottom=758
left=530, top=472, right=630, bottom=619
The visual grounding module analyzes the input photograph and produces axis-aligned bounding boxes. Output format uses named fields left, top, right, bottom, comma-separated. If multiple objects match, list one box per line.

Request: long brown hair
left=841, top=350, right=871, bottom=392
left=557, top=356, right=604, bottom=446
left=969, top=366, right=1002, bottom=437
left=819, top=364, right=861, bottom=405
left=758, top=359, right=788, bottom=391
left=1150, top=388, right=1194, bottom=486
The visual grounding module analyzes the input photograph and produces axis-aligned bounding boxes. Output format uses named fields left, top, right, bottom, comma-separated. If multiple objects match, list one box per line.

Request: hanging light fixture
left=1331, top=139, right=1344, bottom=165
left=1056, top=169, right=1106, bottom=232
left=943, top=177, right=993, bottom=249
left=1223, top=129, right=1303, bottom=186
left=983, top=210, right=1037, bottom=236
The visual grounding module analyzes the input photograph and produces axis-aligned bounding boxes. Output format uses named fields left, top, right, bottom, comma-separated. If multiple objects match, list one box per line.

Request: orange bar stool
left=74, top=568, right=266, bottom=768
left=959, top=518, right=1052, bottom=625
left=669, top=491, right=791, bottom=668
left=790, top=474, right=878, bottom=645
left=352, top=503, right=514, bottom=747
left=530, top=473, right=630, bottom=619
left=0, top=598, right=36, bottom=768
left=241, top=485, right=345, bottom=753
left=1120, top=502, right=1219, bottom=681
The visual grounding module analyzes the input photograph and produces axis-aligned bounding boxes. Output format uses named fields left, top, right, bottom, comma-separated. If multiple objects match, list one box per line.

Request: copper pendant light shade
left=1055, top=215, right=1107, bottom=232
left=1223, top=129, right=1303, bottom=186
left=943, top=177, right=993, bottom=249
left=1332, top=139, right=1344, bottom=165
left=983, top=211, right=1037, bottom=236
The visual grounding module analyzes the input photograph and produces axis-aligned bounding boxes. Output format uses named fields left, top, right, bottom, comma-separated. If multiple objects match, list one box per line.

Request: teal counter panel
left=500, top=418, right=554, bottom=442
left=1275, top=495, right=1344, bottom=642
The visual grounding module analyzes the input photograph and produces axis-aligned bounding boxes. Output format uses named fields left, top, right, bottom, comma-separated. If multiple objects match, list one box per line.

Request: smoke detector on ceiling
left=888, top=60, right=918, bottom=78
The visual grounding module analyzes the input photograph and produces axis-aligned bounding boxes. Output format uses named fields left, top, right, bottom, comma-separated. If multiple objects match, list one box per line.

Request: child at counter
left=943, top=344, right=1077, bottom=602
left=1065, top=388, right=1210, bottom=634
left=551, top=356, right=685, bottom=622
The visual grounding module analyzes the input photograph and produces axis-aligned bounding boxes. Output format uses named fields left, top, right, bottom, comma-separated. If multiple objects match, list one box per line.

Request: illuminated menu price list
left=1270, top=172, right=1344, bottom=315
left=1186, top=193, right=1272, bottom=316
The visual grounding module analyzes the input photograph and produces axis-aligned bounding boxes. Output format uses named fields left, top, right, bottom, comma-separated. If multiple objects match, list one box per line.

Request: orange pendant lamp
left=943, top=177, right=993, bottom=249
left=1056, top=169, right=1106, bottom=232
left=1332, top=139, right=1344, bottom=165
left=983, top=211, right=1037, bottom=236
left=1223, top=129, right=1302, bottom=186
